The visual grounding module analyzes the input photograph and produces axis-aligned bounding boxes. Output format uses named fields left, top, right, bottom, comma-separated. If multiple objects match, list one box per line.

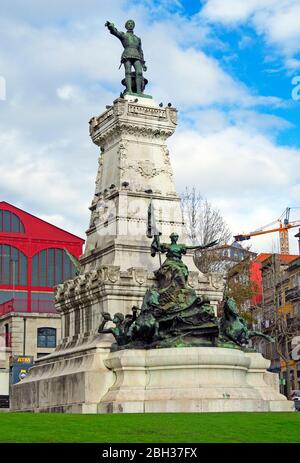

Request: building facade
left=283, top=257, right=300, bottom=391
left=225, top=247, right=261, bottom=314
left=252, top=253, right=300, bottom=395
left=0, top=202, right=84, bottom=407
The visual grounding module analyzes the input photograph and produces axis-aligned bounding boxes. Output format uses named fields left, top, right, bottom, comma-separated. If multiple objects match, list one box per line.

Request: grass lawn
left=0, top=412, right=299, bottom=443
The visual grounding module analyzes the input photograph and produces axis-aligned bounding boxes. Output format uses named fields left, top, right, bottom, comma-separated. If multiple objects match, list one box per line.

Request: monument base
left=10, top=338, right=113, bottom=413
left=11, top=345, right=294, bottom=413
left=99, top=347, right=294, bottom=413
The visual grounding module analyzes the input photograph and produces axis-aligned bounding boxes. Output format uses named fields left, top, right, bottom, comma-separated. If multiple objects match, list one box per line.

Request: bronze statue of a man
left=105, top=19, right=147, bottom=95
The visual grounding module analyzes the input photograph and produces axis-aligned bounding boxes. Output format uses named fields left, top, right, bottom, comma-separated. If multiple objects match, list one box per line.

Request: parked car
left=291, top=390, right=300, bottom=398
left=293, top=396, right=300, bottom=411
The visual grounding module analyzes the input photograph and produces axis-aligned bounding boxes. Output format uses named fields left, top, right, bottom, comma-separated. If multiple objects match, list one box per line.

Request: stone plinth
left=52, top=95, right=224, bottom=346
left=85, top=94, right=185, bottom=273
left=98, top=347, right=294, bottom=413
left=11, top=338, right=114, bottom=413
left=10, top=95, right=225, bottom=413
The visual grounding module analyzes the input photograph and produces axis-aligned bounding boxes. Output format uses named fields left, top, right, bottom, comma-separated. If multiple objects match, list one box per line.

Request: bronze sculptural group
left=99, top=228, right=272, bottom=351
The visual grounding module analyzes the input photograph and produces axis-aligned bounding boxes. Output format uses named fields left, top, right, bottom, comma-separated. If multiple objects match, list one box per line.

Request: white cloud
left=201, top=0, right=275, bottom=24
left=0, top=128, right=91, bottom=230
left=170, top=116, right=300, bottom=254
left=0, top=0, right=298, bottom=256
left=142, top=20, right=281, bottom=108
left=183, top=108, right=291, bottom=136
left=57, top=85, right=82, bottom=101
left=201, top=0, right=300, bottom=68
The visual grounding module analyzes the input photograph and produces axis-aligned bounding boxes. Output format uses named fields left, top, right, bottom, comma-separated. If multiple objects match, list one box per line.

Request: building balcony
left=287, top=314, right=300, bottom=328
left=285, top=287, right=300, bottom=302
left=0, top=298, right=57, bottom=317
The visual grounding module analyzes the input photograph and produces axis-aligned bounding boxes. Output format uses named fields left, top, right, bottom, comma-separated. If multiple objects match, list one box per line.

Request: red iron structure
left=0, top=201, right=84, bottom=315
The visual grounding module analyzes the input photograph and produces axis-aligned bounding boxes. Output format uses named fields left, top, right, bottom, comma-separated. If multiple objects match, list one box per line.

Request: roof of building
left=254, top=253, right=272, bottom=263
left=257, top=252, right=299, bottom=266
left=231, top=241, right=243, bottom=248
left=218, top=241, right=256, bottom=254
left=278, top=254, right=299, bottom=263
left=0, top=201, right=85, bottom=244
left=287, top=256, right=300, bottom=271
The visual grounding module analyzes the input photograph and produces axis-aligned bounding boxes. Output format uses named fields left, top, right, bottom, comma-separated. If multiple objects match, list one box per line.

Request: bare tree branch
left=181, top=187, right=231, bottom=246
left=180, top=187, right=232, bottom=273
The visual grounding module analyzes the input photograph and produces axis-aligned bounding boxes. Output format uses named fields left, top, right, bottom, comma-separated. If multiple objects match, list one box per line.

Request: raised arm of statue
left=151, top=235, right=168, bottom=257
left=105, top=21, right=124, bottom=40
left=186, top=239, right=218, bottom=251
left=98, top=312, right=112, bottom=333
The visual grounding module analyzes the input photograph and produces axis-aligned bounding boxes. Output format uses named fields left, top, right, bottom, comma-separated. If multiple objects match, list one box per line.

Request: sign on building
left=11, top=356, right=34, bottom=384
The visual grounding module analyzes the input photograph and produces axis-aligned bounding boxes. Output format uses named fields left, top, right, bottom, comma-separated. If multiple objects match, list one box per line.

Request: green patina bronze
left=219, top=296, right=274, bottom=349
left=151, top=232, right=217, bottom=312
left=99, top=232, right=220, bottom=349
left=97, top=308, right=138, bottom=346
left=98, top=205, right=274, bottom=352
left=105, top=19, right=148, bottom=96
left=98, top=249, right=275, bottom=351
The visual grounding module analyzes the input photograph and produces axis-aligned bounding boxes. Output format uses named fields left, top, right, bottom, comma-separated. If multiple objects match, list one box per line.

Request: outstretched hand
left=202, top=239, right=219, bottom=249
left=105, top=21, right=111, bottom=28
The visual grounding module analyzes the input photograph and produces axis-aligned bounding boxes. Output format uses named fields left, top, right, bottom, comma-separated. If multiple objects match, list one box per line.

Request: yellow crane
left=234, top=208, right=300, bottom=255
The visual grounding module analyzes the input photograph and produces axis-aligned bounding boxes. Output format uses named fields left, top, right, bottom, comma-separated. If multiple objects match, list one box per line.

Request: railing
left=287, top=314, right=300, bottom=328
left=0, top=298, right=57, bottom=316
left=285, top=287, right=300, bottom=302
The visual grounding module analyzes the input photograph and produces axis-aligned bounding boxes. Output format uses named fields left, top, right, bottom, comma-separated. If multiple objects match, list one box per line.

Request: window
left=4, top=323, right=10, bottom=348
left=31, top=292, right=55, bottom=313
left=37, top=327, right=56, bottom=348
left=0, top=245, right=27, bottom=286
left=0, top=210, right=25, bottom=233
left=31, top=248, right=77, bottom=288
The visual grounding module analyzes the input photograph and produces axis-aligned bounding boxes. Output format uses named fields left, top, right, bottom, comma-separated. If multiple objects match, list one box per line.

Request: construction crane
left=234, top=207, right=300, bottom=255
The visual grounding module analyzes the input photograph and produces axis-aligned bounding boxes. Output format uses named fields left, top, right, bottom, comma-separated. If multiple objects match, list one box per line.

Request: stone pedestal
left=98, top=347, right=294, bottom=413
left=85, top=94, right=188, bottom=272
left=11, top=339, right=113, bottom=413
left=11, top=95, right=224, bottom=413
left=53, top=94, right=224, bottom=344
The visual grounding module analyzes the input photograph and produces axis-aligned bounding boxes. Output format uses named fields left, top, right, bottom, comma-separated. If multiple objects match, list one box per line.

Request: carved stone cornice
left=54, top=264, right=224, bottom=314
left=89, top=99, right=177, bottom=149
left=91, top=122, right=175, bottom=148
left=54, top=265, right=156, bottom=312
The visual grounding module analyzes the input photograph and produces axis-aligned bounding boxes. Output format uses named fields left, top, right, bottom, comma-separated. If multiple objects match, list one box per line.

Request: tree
left=180, top=187, right=261, bottom=318
left=227, top=257, right=260, bottom=320
left=180, top=187, right=232, bottom=273
left=181, top=187, right=231, bottom=246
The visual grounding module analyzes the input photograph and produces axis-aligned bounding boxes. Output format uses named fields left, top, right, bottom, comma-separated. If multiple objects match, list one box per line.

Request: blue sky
left=1, top=0, right=300, bottom=254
